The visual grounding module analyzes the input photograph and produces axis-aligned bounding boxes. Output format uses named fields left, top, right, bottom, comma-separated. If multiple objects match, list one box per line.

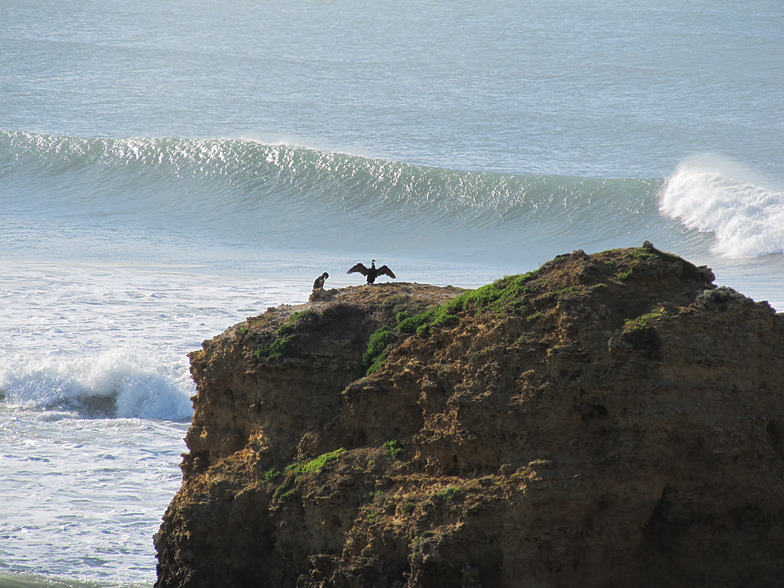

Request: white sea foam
left=0, top=413, right=188, bottom=585
left=659, top=155, right=784, bottom=258
left=0, top=348, right=193, bottom=420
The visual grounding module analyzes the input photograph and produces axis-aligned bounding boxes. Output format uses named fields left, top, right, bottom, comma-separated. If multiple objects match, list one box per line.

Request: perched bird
left=312, top=272, right=329, bottom=290
left=347, top=260, right=396, bottom=284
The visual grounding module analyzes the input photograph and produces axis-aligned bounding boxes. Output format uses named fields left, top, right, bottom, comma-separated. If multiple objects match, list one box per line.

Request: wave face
left=1, top=131, right=668, bottom=262
left=660, top=155, right=784, bottom=258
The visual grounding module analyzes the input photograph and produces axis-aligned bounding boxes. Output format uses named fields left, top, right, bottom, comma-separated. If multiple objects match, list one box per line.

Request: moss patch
left=361, top=327, right=397, bottom=375
left=271, top=448, right=347, bottom=502
left=398, top=269, right=542, bottom=336
left=256, top=310, right=322, bottom=362
left=285, top=448, right=346, bottom=477
left=256, top=335, right=295, bottom=362
left=276, top=310, right=319, bottom=336
left=621, top=312, right=664, bottom=359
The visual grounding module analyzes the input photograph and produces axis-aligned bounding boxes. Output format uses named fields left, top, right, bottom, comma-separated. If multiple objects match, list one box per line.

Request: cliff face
left=155, top=246, right=784, bottom=588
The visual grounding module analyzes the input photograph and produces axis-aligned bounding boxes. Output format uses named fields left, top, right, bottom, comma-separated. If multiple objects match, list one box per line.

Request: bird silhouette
left=347, top=260, right=396, bottom=284
left=312, top=272, right=329, bottom=290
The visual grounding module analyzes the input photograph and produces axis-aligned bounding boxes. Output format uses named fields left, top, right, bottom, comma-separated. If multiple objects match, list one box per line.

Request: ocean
left=1, top=0, right=782, bottom=585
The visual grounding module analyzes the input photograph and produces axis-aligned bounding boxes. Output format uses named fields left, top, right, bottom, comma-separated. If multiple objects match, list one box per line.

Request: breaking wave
left=0, top=348, right=193, bottom=420
left=660, top=154, right=784, bottom=258
left=3, top=132, right=781, bottom=261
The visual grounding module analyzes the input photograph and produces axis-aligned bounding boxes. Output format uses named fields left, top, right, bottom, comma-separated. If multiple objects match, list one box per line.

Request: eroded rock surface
left=155, top=246, right=784, bottom=587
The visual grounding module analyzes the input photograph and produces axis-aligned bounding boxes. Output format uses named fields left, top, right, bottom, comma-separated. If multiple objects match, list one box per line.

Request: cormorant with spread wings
left=347, top=260, right=396, bottom=284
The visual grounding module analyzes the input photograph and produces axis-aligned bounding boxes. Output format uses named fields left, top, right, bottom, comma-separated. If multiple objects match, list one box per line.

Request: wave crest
left=659, top=155, right=784, bottom=258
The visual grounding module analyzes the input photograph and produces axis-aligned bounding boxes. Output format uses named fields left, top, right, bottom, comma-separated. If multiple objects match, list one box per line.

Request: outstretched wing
left=347, top=263, right=368, bottom=275
left=377, top=265, right=396, bottom=279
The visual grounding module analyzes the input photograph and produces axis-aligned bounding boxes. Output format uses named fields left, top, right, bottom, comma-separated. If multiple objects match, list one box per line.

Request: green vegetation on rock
left=256, top=335, right=295, bottom=362
left=382, top=440, right=402, bottom=459
left=361, top=327, right=396, bottom=375
left=271, top=448, right=346, bottom=502
left=256, top=309, right=321, bottom=362
left=434, top=486, right=463, bottom=502
left=276, top=310, right=319, bottom=336
left=398, top=269, right=541, bottom=336
left=621, top=312, right=664, bottom=359
left=263, top=467, right=282, bottom=481
left=285, top=448, right=346, bottom=477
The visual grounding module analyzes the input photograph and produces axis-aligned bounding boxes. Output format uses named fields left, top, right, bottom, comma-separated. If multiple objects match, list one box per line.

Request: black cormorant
left=347, top=260, right=396, bottom=284
left=313, top=272, right=329, bottom=290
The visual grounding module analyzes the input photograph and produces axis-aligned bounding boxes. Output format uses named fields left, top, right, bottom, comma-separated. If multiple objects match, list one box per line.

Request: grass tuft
left=382, top=440, right=402, bottom=459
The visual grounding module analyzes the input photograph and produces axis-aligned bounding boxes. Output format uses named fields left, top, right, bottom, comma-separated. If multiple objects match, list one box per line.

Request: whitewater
left=1, top=0, right=782, bottom=585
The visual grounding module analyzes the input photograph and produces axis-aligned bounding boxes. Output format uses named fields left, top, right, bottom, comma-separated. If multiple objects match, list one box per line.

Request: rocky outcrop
left=155, top=246, right=784, bottom=587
